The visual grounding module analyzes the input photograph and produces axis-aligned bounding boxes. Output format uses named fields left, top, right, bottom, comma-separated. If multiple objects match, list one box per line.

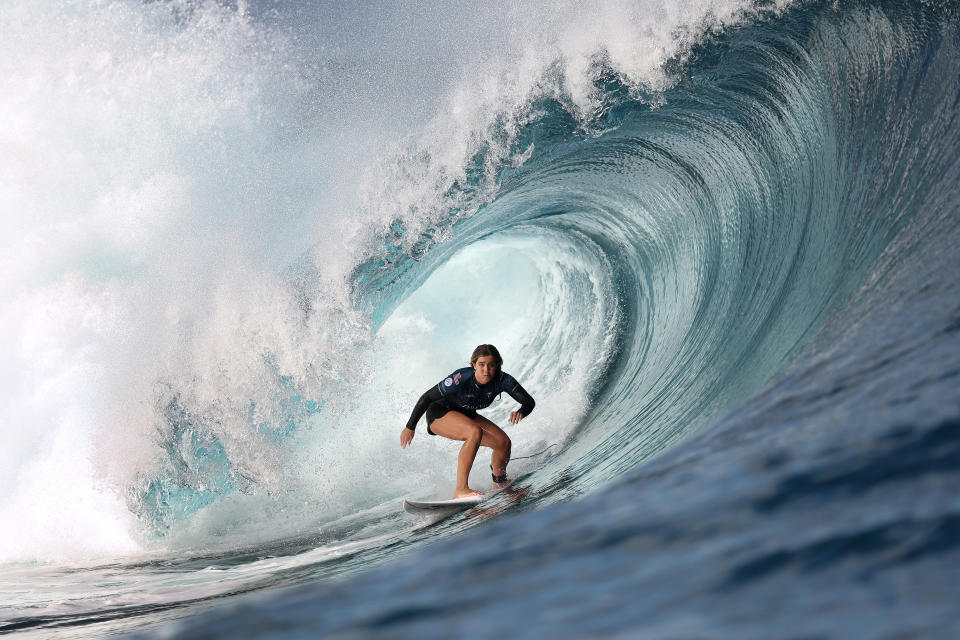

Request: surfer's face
left=472, top=356, right=497, bottom=385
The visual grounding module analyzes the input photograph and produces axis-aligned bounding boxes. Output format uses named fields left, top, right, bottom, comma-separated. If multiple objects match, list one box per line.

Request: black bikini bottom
left=425, top=403, right=479, bottom=435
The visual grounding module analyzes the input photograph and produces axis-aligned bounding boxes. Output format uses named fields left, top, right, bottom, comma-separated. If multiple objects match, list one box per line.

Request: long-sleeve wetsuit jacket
left=405, top=367, right=535, bottom=431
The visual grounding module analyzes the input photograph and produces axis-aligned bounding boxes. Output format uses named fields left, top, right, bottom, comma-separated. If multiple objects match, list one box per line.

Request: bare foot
left=492, top=480, right=510, bottom=490
left=452, top=488, right=486, bottom=499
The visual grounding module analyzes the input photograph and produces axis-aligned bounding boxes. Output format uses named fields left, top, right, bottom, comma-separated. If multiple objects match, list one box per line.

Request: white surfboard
left=403, top=494, right=487, bottom=515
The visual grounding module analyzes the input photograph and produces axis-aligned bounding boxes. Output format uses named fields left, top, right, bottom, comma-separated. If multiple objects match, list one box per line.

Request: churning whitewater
left=1, top=0, right=959, bottom=637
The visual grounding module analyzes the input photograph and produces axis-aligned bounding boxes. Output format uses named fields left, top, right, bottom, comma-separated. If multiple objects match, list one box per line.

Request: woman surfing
left=400, top=344, right=535, bottom=498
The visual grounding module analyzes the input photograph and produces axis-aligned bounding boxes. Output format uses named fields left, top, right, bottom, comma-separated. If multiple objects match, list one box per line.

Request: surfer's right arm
left=400, top=386, right=443, bottom=447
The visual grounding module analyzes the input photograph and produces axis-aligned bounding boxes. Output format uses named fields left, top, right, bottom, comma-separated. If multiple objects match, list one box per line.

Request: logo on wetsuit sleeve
left=453, top=372, right=462, bottom=385
left=444, top=377, right=453, bottom=387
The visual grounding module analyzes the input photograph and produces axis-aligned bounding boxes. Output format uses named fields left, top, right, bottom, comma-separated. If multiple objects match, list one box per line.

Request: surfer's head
left=471, top=344, right=502, bottom=385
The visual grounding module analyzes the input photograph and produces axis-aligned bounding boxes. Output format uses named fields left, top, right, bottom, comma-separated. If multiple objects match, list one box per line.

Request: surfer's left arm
left=505, top=381, right=535, bottom=425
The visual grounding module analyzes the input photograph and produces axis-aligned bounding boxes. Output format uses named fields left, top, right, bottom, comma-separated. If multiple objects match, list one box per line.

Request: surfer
left=400, top=344, right=535, bottom=498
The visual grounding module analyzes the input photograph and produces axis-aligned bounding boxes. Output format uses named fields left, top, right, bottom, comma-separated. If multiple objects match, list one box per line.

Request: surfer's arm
left=405, top=386, right=443, bottom=431
left=506, top=382, right=535, bottom=422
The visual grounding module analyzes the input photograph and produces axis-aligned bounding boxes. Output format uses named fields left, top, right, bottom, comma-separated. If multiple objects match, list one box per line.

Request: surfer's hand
left=400, top=427, right=415, bottom=448
left=509, top=411, right=523, bottom=425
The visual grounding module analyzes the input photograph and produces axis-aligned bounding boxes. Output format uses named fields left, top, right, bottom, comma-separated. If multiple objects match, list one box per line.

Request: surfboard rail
left=402, top=494, right=487, bottom=515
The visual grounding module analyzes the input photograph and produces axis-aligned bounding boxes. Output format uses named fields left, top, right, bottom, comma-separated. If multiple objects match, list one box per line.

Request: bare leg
left=455, top=427, right=482, bottom=496
left=428, top=412, right=486, bottom=498
left=473, top=414, right=512, bottom=488
left=428, top=412, right=513, bottom=497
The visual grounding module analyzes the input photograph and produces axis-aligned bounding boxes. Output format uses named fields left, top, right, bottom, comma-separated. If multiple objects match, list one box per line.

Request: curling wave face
left=358, top=0, right=960, bottom=503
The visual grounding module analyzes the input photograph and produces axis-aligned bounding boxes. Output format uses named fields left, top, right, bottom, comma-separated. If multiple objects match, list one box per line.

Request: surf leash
left=511, top=443, right=559, bottom=461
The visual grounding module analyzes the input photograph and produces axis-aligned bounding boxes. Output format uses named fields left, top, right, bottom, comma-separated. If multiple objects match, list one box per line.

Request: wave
left=357, top=0, right=960, bottom=496
left=1, top=0, right=957, bottom=584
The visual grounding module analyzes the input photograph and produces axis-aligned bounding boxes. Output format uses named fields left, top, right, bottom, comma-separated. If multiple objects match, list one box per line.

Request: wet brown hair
left=470, top=344, right=503, bottom=369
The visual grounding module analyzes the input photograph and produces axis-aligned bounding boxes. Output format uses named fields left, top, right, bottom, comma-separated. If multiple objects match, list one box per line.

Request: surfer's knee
left=464, top=423, right=483, bottom=444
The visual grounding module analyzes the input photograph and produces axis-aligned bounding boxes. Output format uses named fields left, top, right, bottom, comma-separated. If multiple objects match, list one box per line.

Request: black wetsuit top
left=405, top=367, right=535, bottom=431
